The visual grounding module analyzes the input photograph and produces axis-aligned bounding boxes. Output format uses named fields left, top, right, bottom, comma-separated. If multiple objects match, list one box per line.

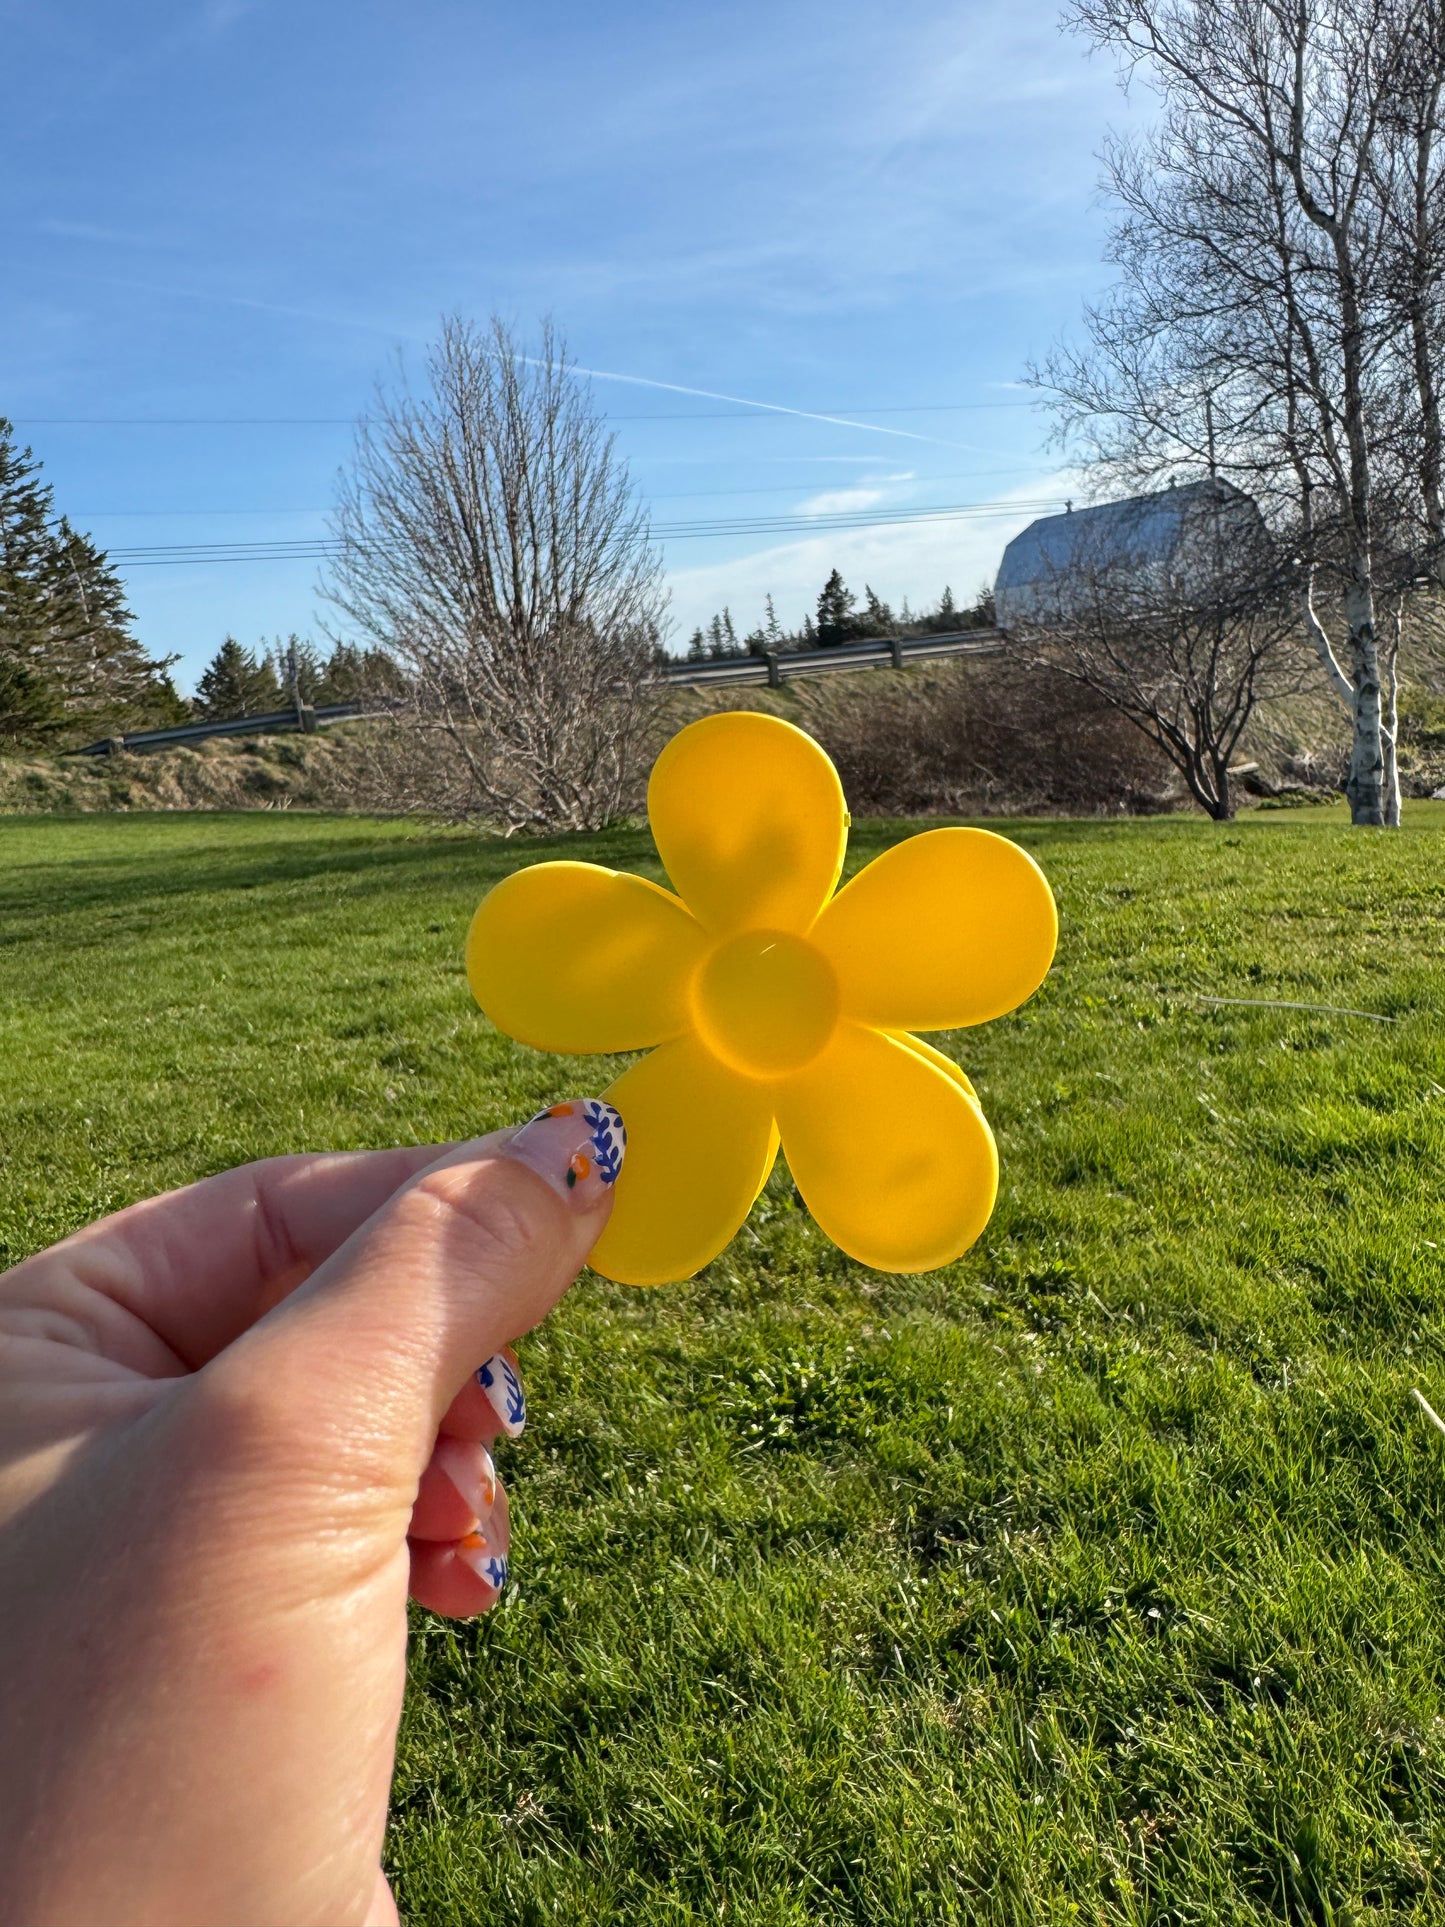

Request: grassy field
left=4, top=804, right=1445, bottom=1924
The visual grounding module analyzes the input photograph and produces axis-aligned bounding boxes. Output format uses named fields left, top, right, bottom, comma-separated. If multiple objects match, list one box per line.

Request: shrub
left=791, top=656, right=1176, bottom=816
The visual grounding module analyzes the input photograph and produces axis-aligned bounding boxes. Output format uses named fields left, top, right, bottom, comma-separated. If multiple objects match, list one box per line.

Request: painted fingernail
left=437, top=1438, right=498, bottom=1519
left=478, top=1353, right=526, bottom=1435
left=457, top=1536, right=508, bottom=1593
left=503, top=1098, right=626, bottom=1211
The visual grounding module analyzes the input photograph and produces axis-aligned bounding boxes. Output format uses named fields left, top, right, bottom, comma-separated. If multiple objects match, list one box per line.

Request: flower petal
left=466, top=863, right=706, bottom=1053
left=887, top=1030, right=980, bottom=1106
left=815, top=828, right=1056, bottom=1031
left=589, top=1035, right=780, bottom=1286
left=775, top=1024, right=998, bottom=1272
left=647, top=712, right=848, bottom=935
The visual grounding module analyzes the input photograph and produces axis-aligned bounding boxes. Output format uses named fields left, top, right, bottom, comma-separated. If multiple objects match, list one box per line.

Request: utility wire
left=74, top=466, right=1054, bottom=517
left=71, top=467, right=1055, bottom=518
left=107, top=496, right=1065, bottom=565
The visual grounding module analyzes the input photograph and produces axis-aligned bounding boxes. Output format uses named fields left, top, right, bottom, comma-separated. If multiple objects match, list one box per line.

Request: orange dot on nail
left=460, top=1531, right=488, bottom=1550
left=570, top=1152, right=592, bottom=1179
left=549, top=1103, right=574, bottom=1117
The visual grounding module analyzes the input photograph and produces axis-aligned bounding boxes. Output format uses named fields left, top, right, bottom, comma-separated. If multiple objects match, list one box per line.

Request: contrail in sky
left=39, top=273, right=995, bottom=452
left=564, top=361, right=976, bottom=450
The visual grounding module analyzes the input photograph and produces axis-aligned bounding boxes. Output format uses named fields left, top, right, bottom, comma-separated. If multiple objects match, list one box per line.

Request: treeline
left=0, top=419, right=406, bottom=747
left=1, top=408, right=1002, bottom=750
left=685, top=572, right=996, bottom=661
left=191, top=636, right=400, bottom=720
left=0, top=421, right=186, bottom=746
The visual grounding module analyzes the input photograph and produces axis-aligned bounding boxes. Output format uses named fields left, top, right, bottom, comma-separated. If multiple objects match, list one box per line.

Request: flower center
left=692, top=929, right=839, bottom=1078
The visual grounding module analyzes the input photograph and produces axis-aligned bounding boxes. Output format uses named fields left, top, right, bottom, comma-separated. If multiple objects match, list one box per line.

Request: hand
left=0, top=1099, right=625, bottom=1927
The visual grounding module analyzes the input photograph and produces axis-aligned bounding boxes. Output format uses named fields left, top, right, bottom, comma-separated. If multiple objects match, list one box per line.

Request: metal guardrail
left=69, top=700, right=369, bottom=757
left=664, top=628, right=1003, bottom=688
left=70, top=630, right=1005, bottom=756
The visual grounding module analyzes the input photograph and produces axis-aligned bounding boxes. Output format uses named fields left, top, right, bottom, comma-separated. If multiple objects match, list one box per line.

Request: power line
left=74, top=466, right=1053, bottom=517
left=106, top=497, right=1064, bottom=566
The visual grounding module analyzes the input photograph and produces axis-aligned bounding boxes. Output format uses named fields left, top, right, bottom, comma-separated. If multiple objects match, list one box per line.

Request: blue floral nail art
left=481, top=1554, right=508, bottom=1592
left=581, top=1098, right=626, bottom=1187
left=478, top=1353, right=526, bottom=1434
left=518, top=1098, right=626, bottom=1195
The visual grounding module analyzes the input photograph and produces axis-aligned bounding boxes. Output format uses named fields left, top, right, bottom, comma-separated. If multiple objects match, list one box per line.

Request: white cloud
left=795, top=487, right=886, bottom=516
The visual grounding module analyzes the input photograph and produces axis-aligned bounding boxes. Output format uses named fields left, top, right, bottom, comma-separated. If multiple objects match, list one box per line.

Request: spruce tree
left=0, top=420, right=182, bottom=745
left=965, top=582, right=996, bottom=629
left=46, top=521, right=186, bottom=729
left=320, top=643, right=403, bottom=702
left=0, top=426, right=65, bottom=742
left=861, top=585, right=894, bottom=636
left=265, top=635, right=325, bottom=707
left=195, top=639, right=284, bottom=719
left=815, top=569, right=857, bottom=647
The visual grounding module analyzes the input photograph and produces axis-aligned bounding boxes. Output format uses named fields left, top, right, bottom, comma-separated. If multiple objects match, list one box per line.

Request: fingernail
left=502, top=1098, right=626, bottom=1212
left=477, top=1353, right=526, bottom=1436
left=438, top=1438, right=498, bottom=1519
left=457, top=1537, right=508, bottom=1593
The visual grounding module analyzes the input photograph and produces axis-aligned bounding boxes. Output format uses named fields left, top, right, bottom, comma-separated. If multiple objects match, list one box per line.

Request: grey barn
left=993, top=479, right=1266, bottom=631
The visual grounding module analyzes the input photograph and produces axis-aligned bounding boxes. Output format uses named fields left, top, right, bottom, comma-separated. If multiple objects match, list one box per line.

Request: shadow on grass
left=0, top=822, right=669, bottom=937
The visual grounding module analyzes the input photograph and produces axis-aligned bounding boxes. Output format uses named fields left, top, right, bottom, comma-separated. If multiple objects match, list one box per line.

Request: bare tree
left=322, top=316, right=666, bottom=831
left=1039, top=0, right=1445, bottom=827
left=1009, top=487, right=1304, bottom=818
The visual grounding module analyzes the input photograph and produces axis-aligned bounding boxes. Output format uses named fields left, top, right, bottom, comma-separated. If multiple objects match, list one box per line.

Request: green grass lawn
left=5, top=804, right=1445, bottom=1924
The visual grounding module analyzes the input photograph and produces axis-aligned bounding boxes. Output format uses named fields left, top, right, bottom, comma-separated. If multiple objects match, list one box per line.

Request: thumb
left=213, top=1099, right=626, bottom=1480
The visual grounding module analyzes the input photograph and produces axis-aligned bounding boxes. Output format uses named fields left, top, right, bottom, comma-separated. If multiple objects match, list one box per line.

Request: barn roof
left=995, top=479, right=1255, bottom=612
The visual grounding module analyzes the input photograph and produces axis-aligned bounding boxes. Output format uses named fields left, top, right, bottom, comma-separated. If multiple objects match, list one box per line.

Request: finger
left=214, top=1100, right=624, bottom=1484
left=366, top=1868, right=401, bottom=1927
left=410, top=1437, right=506, bottom=1542
left=437, top=1345, right=527, bottom=1443
left=1, top=1143, right=478, bottom=1372
left=408, top=1537, right=510, bottom=1617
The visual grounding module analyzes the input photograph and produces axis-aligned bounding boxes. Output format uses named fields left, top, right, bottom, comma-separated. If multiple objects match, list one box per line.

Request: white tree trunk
left=1383, top=603, right=1403, bottom=828
left=1343, top=579, right=1386, bottom=826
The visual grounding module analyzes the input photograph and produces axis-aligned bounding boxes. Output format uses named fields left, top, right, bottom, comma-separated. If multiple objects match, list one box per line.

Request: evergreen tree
left=922, top=584, right=959, bottom=633
left=965, top=582, right=996, bottom=629
left=265, top=635, right=326, bottom=706
left=764, top=594, right=782, bottom=646
left=194, top=638, right=285, bottom=719
left=860, top=585, right=894, bottom=637
left=686, top=626, right=707, bottom=661
left=0, top=428, right=67, bottom=742
left=815, top=569, right=857, bottom=646
left=46, top=521, right=184, bottom=727
left=318, top=642, right=404, bottom=701
left=0, top=421, right=181, bottom=745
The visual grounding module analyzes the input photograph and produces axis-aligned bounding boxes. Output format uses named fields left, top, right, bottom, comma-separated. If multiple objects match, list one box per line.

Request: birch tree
left=1041, top=0, right=1445, bottom=826
left=322, top=317, right=665, bottom=831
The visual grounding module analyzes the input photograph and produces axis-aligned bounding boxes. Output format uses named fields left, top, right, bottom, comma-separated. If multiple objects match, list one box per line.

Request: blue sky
left=3, top=0, right=1133, bottom=689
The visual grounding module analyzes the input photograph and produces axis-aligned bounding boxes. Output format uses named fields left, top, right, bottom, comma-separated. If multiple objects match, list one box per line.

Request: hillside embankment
left=6, top=657, right=1445, bottom=815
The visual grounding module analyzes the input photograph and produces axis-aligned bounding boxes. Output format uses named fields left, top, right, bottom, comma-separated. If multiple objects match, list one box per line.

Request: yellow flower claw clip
left=466, top=711, right=1057, bottom=1284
